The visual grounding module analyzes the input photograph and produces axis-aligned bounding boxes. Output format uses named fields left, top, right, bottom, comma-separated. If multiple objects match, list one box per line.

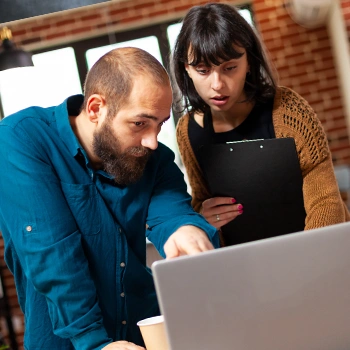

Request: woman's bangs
left=188, top=36, right=244, bottom=66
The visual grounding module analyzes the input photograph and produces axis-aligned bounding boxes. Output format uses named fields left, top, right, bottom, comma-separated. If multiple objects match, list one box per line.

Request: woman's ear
left=185, top=64, right=192, bottom=79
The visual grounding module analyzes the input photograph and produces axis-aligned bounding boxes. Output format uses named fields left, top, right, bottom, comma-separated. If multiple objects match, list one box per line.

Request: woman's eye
left=134, top=121, right=145, bottom=126
left=225, top=66, right=237, bottom=71
left=196, top=68, right=209, bottom=74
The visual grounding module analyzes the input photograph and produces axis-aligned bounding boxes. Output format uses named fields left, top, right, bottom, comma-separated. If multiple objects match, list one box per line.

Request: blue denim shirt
left=0, top=95, right=219, bottom=350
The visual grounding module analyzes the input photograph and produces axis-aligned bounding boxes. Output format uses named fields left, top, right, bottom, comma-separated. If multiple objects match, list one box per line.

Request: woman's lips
left=210, top=96, right=229, bottom=106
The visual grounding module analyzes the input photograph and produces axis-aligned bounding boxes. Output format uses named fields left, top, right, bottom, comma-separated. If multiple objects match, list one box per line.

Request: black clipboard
left=198, top=138, right=306, bottom=245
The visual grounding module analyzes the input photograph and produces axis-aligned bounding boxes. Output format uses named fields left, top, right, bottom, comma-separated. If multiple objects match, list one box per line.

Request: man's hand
left=164, top=225, right=215, bottom=259
left=102, top=341, right=145, bottom=350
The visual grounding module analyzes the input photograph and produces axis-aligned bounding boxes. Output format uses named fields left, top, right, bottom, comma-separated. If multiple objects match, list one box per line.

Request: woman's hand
left=201, top=197, right=243, bottom=228
left=102, top=341, right=145, bottom=350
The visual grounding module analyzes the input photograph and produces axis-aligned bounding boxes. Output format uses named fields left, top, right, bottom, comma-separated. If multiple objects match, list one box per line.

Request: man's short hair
left=82, top=47, right=170, bottom=117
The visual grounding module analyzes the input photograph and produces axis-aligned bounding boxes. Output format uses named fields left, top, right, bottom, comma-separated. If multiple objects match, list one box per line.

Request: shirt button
left=120, top=262, right=125, bottom=267
left=122, top=320, right=127, bottom=325
left=26, top=226, right=32, bottom=232
left=120, top=292, right=125, bottom=297
left=119, top=228, right=122, bottom=233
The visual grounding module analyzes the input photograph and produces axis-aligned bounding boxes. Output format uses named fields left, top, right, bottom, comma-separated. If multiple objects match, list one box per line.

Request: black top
left=188, top=98, right=275, bottom=163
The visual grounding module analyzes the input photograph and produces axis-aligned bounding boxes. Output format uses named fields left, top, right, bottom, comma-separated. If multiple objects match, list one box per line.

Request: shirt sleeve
left=145, top=144, right=219, bottom=257
left=0, top=122, right=112, bottom=349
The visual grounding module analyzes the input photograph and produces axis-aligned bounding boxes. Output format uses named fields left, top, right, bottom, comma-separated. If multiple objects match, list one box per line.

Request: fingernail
left=238, top=210, right=243, bottom=214
left=231, top=198, right=236, bottom=203
left=238, top=204, right=243, bottom=210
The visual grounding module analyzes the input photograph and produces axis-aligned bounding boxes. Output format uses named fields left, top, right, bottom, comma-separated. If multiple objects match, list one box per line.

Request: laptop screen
left=152, top=222, right=350, bottom=350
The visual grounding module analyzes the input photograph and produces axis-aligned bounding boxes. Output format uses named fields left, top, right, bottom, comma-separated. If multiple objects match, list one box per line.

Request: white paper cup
left=137, top=315, right=169, bottom=350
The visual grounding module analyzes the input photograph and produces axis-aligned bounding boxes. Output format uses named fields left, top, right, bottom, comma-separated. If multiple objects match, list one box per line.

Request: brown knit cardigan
left=176, top=86, right=350, bottom=234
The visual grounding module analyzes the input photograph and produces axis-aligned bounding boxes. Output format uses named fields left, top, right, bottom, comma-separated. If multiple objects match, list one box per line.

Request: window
left=0, top=47, right=82, bottom=117
left=86, top=36, right=163, bottom=69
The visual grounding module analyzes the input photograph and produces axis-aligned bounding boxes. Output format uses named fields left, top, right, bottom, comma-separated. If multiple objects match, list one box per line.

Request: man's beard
left=92, top=121, right=152, bottom=185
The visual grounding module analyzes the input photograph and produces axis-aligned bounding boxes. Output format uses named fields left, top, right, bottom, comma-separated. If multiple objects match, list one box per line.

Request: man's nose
left=141, top=132, right=158, bottom=150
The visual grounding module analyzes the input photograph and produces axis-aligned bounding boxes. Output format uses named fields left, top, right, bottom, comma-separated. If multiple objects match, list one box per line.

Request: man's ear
left=86, top=94, right=106, bottom=123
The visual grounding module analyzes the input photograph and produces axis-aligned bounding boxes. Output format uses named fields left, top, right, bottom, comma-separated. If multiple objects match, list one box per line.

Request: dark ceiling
left=0, top=0, right=110, bottom=24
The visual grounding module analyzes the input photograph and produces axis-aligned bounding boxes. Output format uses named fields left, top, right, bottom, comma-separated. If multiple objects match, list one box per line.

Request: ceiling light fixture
left=0, top=27, right=34, bottom=71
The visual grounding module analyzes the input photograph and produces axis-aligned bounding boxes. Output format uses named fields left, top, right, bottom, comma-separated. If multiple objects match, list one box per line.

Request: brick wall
left=1, top=0, right=350, bottom=348
left=255, top=0, right=350, bottom=163
left=343, top=0, right=350, bottom=33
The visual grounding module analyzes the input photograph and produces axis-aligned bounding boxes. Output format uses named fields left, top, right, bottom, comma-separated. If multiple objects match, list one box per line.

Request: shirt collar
left=55, top=94, right=84, bottom=157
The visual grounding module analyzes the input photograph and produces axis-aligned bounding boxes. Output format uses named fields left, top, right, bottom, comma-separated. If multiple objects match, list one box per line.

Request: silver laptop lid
left=152, top=222, right=350, bottom=350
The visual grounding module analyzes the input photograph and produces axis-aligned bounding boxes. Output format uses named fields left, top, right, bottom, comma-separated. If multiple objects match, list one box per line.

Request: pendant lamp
left=0, top=27, right=34, bottom=71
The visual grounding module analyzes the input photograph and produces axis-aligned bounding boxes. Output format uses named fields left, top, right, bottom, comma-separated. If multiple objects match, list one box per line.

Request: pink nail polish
left=238, top=210, right=243, bottom=214
left=238, top=204, right=243, bottom=210
left=231, top=198, right=236, bottom=203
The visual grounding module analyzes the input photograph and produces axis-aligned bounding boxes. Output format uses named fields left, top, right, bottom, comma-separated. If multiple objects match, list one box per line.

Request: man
left=0, top=47, right=219, bottom=350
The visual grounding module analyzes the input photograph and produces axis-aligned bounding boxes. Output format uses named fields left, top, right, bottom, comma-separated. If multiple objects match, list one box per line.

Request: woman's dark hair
left=171, top=2, right=277, bottom=115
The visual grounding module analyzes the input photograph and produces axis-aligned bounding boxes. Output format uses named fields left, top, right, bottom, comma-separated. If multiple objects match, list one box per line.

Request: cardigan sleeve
left=302, top=156, right=350, bottom=229
left=273, top=87, right=350, bottom=229
left=176, top=114, right=211, bottom=212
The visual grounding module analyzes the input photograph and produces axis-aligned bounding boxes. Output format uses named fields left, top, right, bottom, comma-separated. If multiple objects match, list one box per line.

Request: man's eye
left=134, top=121, right=145, bottom=126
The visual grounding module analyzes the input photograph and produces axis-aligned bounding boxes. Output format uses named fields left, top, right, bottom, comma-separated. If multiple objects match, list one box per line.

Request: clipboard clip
left=227, top=139, right=265, bottom=150
left=226, top=138, right=265, bottom=144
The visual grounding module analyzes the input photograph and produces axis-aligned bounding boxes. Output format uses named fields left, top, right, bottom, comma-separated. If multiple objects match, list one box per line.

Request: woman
left=172, top=2, right=350, bottom=246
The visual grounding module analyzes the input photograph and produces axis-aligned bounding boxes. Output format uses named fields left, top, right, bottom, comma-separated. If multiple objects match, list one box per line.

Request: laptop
left=152, top=221, right=350, bottom=350
left=198, top=138, right=306, bottom=245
